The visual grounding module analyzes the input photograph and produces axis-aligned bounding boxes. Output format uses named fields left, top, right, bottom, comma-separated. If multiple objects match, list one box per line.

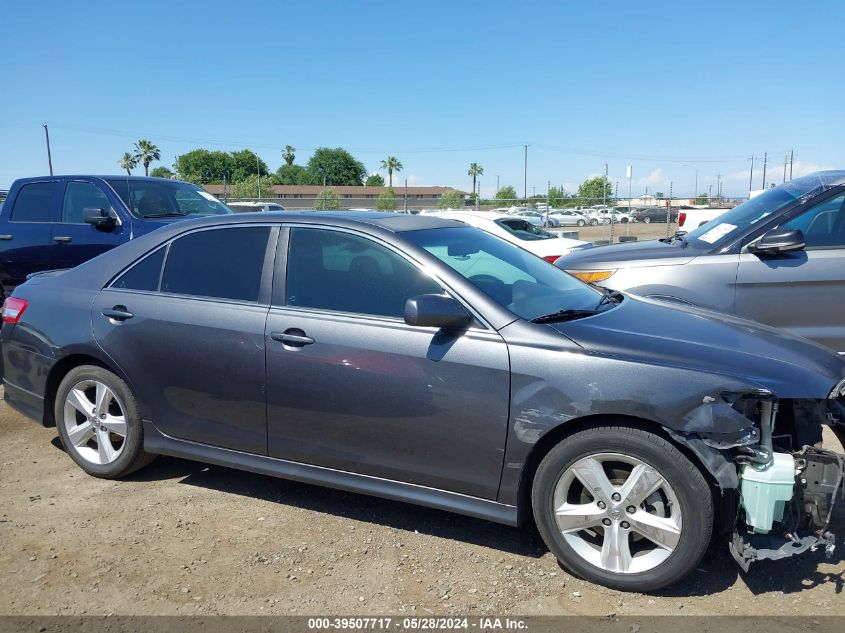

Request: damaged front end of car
left=669, top=379, right=845, bottom=572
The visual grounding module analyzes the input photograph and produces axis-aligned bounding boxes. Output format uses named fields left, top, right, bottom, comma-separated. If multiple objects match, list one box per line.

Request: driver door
left=735, top=192, right=845, bottom=353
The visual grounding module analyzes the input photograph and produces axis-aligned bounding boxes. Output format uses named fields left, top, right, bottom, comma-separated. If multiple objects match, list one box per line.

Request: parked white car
left=549, top=209, right=591, bottom=226
left=431, top=211, right=591, bottom=262
left=227, top=201, right=286, bottom=213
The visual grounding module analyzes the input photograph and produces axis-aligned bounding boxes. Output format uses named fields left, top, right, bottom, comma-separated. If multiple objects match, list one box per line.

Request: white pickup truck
left=677, top=207, right=729, bottom=230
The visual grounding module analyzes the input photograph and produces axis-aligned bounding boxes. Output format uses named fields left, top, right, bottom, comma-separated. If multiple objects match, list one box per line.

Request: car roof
left=14, top=175, right=186, bottom=183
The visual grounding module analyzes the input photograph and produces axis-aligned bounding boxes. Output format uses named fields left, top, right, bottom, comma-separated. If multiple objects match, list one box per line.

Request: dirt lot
left=0, top=390, right=842, bottom=617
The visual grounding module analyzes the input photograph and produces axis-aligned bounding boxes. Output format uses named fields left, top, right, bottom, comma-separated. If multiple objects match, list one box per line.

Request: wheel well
left=515, top=413, right=720, bottom=526
left=42, top=355, right=111, bottom=427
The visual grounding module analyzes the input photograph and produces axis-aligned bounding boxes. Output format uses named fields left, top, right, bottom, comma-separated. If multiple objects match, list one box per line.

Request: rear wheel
left=55, top=365, right=155, bottom=478
left=577, top=219, right=586, bottom=227
left=590, top=219, right=599, bottom=226
left=643, top=216, right=652, bottom=224
left=532, top=425, right=712, bottom=591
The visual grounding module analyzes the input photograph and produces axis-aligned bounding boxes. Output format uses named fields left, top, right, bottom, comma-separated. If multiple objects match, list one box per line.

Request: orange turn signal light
left=568, top=270, right=616, bottom=284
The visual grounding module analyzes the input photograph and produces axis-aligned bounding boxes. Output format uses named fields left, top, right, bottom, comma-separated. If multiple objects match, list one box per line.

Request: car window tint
left=285, top=228, right=442, bottom=318
left=112, top=247, right=166, bottom=291
left=10, top=182, right=57, bottom=222
left=780, top=193, right=845, bottom=248
left=62, top=182, right=111, bottom=224
left=161, top=227, right=270, bottom=301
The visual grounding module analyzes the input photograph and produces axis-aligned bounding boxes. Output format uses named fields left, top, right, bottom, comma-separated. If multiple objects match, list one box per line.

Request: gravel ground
left=0, top=390, right=842, bottom=616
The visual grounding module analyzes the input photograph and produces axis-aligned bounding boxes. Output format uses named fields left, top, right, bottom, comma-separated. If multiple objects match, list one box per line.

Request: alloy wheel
left=63, top=379, right=127, bottom=465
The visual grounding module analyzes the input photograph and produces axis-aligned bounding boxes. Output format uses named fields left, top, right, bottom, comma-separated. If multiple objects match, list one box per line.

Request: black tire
left=590, top=219, right=598, bottom=226
left=532, top=424, right=713, bottom=592
left=643, top=216, right=652, bottom=224
left=577, top=219, right=586, bottom=227
left=54, top=365, right=155, bottom=478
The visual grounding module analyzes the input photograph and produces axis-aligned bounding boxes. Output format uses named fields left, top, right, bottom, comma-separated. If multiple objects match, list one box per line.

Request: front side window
left=105, top=179, right=232, bottom=218
left=780, top=193, right=845, bottom=249
left=161, top=227, right=270, bottom=302
left=62, top=182, right=112, bottom=223
left=285, top=228, right=443, bottom=318
left=10, top=182, right=57, bottom=222
left=405, top=227, right=602, bottom=320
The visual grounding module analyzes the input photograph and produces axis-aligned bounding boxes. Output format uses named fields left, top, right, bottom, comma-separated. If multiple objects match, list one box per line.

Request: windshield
left=685, top=173, right=842, bottom=247
left=106, top=179, right=232, bottom=218
left=404, top=227, right=603, bottom=320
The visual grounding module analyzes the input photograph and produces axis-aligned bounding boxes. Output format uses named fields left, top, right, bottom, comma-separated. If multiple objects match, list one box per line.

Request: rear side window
left=112, top=248, right=166, bottom=292
left=10, top=182, right=57, bottom=222
left=161, top=227, right=270, bottom=302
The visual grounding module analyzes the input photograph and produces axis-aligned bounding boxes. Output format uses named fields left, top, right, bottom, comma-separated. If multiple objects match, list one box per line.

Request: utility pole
left=475, top=180, right=480, bottom=211
left=749, top=155, right=754, bottom=194
left=545, top=180, right=550, bottom=226
left=496, top=174, right=499, bottom=194
left=256, top=154, right=261, bottom=199
left=404, top=178, right=408, bottom=213
left=43, top=124, right=53, bottom=176
left=607, top=164, right=614, bottom=244
left=783, top=154, right=788, bottom=183
left=761, top=152, right=767, bottom=190
left=523, top=145, right=528, bottom=201
left=666, top=181, right=673, bottom=238
left=789, top=150, right=793, bottom=180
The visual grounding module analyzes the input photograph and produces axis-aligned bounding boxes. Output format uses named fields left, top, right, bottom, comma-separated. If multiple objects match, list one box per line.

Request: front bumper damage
left=667, top=383, right=845, bottom=572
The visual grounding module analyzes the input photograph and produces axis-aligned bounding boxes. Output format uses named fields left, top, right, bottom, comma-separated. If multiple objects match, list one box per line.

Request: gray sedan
left=557, top=171, right=845, bottom=354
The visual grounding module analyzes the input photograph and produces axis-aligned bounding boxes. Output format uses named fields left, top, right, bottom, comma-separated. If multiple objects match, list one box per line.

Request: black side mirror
left=747, top=228, right=805, bottom=256
left=83, top=207, right=117, bottom=231
left=404, top=294, right=472, bottom=330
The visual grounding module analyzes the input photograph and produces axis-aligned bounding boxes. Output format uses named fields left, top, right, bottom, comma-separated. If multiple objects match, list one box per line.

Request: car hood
left=551, top=295, right=845, bottom=399
left=555, top=239, right=698, bottom=269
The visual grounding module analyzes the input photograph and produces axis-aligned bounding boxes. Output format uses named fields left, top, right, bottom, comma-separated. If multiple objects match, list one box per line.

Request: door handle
left=53, top=236, right=72, bottom=243
left=102, top=306, right=134, bottom=321
left=270, top=330, right=315, bottom=347
left=0, top=235, right=12, bottom=240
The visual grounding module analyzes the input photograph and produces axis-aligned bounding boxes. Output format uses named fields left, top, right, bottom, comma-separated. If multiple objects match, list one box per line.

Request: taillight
left=678, top=212, right=686, bottom=227
left=543, top=255, right=561, bottom=264
left=2, top=297, right=29, bottom=323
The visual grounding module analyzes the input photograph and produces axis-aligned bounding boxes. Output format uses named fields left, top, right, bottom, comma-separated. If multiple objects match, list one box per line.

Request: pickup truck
left=0, top=176, right=232, bottom=301
left=677, top=206, right=729, bottom=230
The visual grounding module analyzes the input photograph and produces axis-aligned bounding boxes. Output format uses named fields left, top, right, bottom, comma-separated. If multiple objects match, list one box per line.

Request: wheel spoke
left=95, top=383, right=114, bottom=415
left=570, top=457, right=616, bottom=504
left=100, top=415, right=126, bottom=437
left=67, top=421, right=94, bottom=447
left=629, top=511, right=681, bottom=551
left=600, top=522, right=632, bottom=573
left=555, top=501, right=607, bottom=533
left=619, top=463, right=665, bottom=507
left=67, top=388, right=93, bottom=416
left=96, top=429, right=117, bottom=463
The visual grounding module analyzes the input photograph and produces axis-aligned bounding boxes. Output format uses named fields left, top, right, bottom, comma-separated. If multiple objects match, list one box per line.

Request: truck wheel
left=55, top=365, right=155, bottom=479
left=532, top=424, right=713, bottom=591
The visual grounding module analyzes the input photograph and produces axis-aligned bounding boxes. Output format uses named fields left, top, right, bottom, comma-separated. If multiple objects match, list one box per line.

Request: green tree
left=133, top=139, right=161, bottom=176
left=118, top=152, right=137, bottom=176
left=229, top=149, right=269, bottom=182
left=230, top=174, right=271, bottom=199
left=577, top=176, right=612, bottom=205
left=467, top=162, right=484, bottom=194
left=306, top=147, right=367, bottom=186
left=283, top=145, right=296, bottom=166
left=379, top=156, right=403, bottom=188
left=376, top=187, right=397, bottom=210
left=365, top=173, right=385, bottom=186
left=150, top=166, right=174, bottom=179
left=274, top=163, right=308, bottom=185
left=496, top=185, right=518, bottom=202
left=315, top=188, right=341, bottom=210
left=548, top=186, right=571, bottom=208
left=174, top=149, right=232, bottom=184
left=695, top=193, right=710, bottom=205
left=438, top=190, right=465, bottom=209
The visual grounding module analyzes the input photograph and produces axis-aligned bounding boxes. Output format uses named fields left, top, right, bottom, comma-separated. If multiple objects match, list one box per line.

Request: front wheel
left=643, top=216, right=652, bottom=224
left=576, top=219, right=586, bottom=227
left=532, top=425, right=712, bottom=591
left=590, top=219, right=599, bottom=226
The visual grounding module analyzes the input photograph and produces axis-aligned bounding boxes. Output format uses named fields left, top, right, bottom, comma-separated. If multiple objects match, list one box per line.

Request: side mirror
left=747, top=228, right=805, bottom=256
left=83, top=207, right=117, bottom=231
left=404, top=294, right=472, bottom=330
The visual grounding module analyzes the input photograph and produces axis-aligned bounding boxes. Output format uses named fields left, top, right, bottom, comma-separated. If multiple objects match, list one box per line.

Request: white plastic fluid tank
left=740, top=452, right=797, bottom=533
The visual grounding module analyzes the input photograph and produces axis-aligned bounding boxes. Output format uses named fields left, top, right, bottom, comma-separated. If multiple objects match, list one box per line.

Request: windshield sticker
left=698, top=223, right=737, bottom=244
left=198, top=191, right=218, bottom=201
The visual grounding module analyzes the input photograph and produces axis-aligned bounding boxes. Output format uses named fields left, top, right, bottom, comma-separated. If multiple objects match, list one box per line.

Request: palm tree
left=119, top=152, right=137, bottom=176
left=133, top=139, right=161, bottom=176
left=283, top=145, right=296, bottom=166
left=379, top=156, right=403, bottom=188
left=468, top=162, right=484, bottom=195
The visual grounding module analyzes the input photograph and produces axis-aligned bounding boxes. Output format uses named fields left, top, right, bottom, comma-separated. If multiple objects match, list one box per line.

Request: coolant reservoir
left=740, top=452, right=797, bottom=534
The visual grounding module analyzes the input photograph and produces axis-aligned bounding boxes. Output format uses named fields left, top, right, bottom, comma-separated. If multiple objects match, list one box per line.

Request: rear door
left=92, top=225, right=277, bottom=453
left=735, top=191, right=845, bottom=352
left=51, top=180, right=126, bottom=270
left=0, top=180, right=61, bottom=290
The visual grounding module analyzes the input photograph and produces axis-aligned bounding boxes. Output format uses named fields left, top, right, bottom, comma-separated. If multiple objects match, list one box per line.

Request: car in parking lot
left=506, top=208, right=561, bottom=228
left=3, top=210, right=844, bottom=592
left=549, top=209, right=591, bottom=227
left=227, top=201, right=287, bottom=213
left=557, top=171, right=845, bottom=353
left=431, top=211, right=591, bottom=262
left=630, top=207, right=678, bottom=224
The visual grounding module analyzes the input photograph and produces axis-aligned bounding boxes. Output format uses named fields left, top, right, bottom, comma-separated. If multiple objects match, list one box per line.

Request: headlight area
left=674, top=392, right=845, bottom=572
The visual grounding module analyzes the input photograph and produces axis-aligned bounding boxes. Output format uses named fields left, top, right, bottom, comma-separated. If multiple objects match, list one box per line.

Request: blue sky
left=2, top=0, right=844, bottom=197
